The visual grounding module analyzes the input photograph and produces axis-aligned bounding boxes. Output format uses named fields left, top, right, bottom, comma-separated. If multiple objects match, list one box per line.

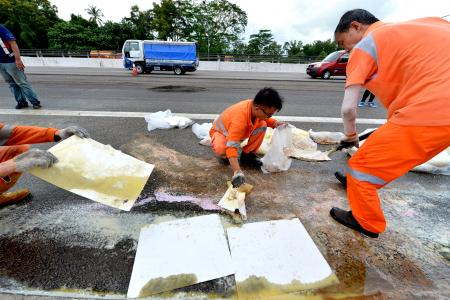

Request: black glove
left=231, top=170, right=245, bottom=188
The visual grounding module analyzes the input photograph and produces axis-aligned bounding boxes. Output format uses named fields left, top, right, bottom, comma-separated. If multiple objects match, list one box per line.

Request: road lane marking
left=0, top=109, right=386, bottom=125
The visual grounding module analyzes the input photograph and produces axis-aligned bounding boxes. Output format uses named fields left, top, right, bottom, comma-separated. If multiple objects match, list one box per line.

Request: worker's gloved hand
left=276, top=121, right=289, bottom=129
left=340, top=132, right=359, bottom=148
left=14, top=149, right=58, bottom=172
left=231, top=170, right=246, bottom=188
left=58, top=126, right=90, bottom=140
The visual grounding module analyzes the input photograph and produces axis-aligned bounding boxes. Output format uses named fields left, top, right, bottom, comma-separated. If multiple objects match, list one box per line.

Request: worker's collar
left=363, top=21, right=385, bottom=38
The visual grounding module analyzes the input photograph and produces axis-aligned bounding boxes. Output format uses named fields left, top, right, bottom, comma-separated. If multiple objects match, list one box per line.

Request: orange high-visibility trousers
left=211, top=120, right=267, bottom=158
left=347, top=122, right=450, bottom=233
left=0, top=144, right=29, bottom=194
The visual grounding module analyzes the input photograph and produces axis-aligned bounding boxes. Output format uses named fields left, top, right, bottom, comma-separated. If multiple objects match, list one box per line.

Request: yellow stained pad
left=29, top=136, right=154, bottom=211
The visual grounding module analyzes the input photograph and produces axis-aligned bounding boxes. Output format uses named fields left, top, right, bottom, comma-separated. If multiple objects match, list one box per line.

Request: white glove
left=58, top=126, right=90, bottom=140
left=14, top=149, right=58, bottom=172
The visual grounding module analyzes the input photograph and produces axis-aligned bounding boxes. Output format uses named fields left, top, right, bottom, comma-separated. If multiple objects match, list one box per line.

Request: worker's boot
left=334, top=171, right=347, bottom=188
left=240, top=152, right=262, bottom=168
left=0, top=188, right=31, bottom=207
left=330, top=207, right=379, bottom=238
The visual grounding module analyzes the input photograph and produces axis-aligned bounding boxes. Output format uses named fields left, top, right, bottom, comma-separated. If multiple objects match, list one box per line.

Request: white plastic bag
left=144, top=109, right=194, bottom=131
left=192, top=123, right=212, bottom=139
left=192, top=123, right=213, bottom=146
left=261, top=127, right=292, bottom=173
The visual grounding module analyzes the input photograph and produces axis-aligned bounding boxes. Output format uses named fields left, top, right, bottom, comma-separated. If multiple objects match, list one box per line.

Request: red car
left=306, top=50, right=349, bottom=79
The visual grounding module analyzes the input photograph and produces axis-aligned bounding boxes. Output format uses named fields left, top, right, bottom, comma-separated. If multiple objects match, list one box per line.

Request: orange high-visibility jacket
left=346, top=18, right=450, bottom=126
left=209, top=99, right=278, bottom=158
left=0, top=122, right=57, bottom=153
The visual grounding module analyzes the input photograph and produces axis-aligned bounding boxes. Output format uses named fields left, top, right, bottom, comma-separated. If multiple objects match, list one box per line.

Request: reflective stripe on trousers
left=347, top=121, right=450, bottom=233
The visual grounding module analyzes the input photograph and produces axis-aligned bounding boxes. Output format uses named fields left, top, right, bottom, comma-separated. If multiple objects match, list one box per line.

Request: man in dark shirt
left=0, top=24, right=42, bottom=109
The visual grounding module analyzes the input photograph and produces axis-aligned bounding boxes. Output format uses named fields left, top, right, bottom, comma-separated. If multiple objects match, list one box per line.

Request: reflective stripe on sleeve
left=349, top=168, right=386, bottom=185
left=226, top=140, right=241, bottom=148
left=251, top=126, right=267, bottom=136
left=216, top=115, right=228, bottom=137
left=354, top=33, right=378, bottom=65
left=0, top=125, right=14, bottom=146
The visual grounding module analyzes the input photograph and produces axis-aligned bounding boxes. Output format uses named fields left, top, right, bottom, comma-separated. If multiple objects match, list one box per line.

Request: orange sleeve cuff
left=5, top=126, right=58, bottom=146
left=226, top=147, right=239, bottom=158
left=266, top=118, right=277, bottom=128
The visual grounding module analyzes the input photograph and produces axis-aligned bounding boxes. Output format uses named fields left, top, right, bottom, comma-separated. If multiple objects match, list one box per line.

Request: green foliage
left=0, top=0, right=338, bottom=58
left=283, top=40, right=303, bottom=56
left=122, top=5, right=154, bottom=40
left=247, top=30, right=282, bottom=56
left=151, top=0, right=194, bottom=41
left=85, top=5, right=104, bottom=26
left=47, top=17, right=98, bottom=49
left=192, top=0, right=247, bottom=53
left=0, top=0, right=60, bottom=48
left=302, top=39, right=338, bottom=57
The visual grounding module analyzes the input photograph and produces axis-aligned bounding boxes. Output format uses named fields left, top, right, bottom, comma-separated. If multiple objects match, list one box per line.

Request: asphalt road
left=0, top=68, right=448, bottom=300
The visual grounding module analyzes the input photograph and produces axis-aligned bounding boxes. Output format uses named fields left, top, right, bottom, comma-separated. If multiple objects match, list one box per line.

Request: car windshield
left=322, top=51, right=341, bottom=62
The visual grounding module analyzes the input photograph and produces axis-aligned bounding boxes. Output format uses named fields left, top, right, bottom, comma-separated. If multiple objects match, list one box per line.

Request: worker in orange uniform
left=0, top=123, right=90, bottom=206
left=209, top=87, right=287, bottom=188
left=330, top=9, right=450, bottom=238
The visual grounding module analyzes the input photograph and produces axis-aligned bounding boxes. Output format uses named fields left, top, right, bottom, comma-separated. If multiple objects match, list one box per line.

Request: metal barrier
left=21, top=49, right=323, bottom=63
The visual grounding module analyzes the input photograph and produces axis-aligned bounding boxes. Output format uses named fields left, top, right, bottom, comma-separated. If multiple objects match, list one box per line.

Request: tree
left=97, top=21, right=134, bottom=50
left=283, top=40, right=303, bottom=56
left=47, top=15, right=99, bottom=49
left=122, top=5, right=153, bottom=40
left=85, top=5, right=104, bottom=26
left=247, top=29, right=280, bottom=55
left=151, top=0, right=194, bottom=41
left=303, top=39, right=338, bottom=57
left=0, top=0, right=60, bottom=48
left=191, top=0, right=247, bottom=53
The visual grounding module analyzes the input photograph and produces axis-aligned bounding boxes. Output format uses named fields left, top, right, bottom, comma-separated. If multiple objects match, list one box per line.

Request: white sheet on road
left=127, top=214, right=234, bottom=298
left=227, top=218, right=338, bottom=299
left=29, top=136, right=154, bottom=211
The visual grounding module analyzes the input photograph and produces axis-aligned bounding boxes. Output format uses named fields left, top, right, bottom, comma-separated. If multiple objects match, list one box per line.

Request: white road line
left=0, top=109, right=387, bottom=125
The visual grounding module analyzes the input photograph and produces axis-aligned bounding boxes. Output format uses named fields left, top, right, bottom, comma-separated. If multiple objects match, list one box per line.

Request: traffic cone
left=132, top=66, right=138, bottom=76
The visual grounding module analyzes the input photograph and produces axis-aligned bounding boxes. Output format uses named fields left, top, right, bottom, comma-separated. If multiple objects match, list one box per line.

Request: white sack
left=144, top=109, right=194, bottom=131
left=309, top=130, right=345, bottom=145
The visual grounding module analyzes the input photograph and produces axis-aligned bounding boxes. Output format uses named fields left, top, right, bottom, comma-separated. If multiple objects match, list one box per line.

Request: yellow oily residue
left=29, top=136, right=153, bottom=211
left=237, top=274, right=339, bottom=300
left=138, top=273, right=198, bottom=297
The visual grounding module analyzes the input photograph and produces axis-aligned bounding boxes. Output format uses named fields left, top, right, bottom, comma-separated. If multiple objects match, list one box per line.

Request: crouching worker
left=209, top=87, right=287, bottom=188
left=0, top=123, right=90, bottom=206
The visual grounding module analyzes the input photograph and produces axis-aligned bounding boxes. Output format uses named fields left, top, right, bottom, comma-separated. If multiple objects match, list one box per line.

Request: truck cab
left=122, top=40, right=199, bottom=75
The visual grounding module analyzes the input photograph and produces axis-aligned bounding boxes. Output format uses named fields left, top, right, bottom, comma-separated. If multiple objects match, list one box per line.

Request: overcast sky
left=50, top=0, right=450, bottom=44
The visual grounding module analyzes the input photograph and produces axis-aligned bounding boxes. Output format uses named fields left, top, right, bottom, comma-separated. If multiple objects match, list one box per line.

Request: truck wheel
left=321, top=70, right=331, bottom=79
left=135, top=64, right=144, bottom=74
left=174, top=66, right=183, bottom=75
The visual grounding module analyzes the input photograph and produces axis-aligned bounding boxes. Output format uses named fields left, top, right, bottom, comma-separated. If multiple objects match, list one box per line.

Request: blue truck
left=122, top=40, right=199, bottom=75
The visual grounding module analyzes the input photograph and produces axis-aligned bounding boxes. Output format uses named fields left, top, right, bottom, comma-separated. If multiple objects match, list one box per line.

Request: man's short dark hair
left=335, top=9, right=379, bottom=34
left=254, top=87, right=283, bottom=111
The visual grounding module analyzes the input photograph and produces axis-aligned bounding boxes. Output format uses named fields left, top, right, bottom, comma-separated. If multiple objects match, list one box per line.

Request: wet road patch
left=149, top=85, right=206, bottom=92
